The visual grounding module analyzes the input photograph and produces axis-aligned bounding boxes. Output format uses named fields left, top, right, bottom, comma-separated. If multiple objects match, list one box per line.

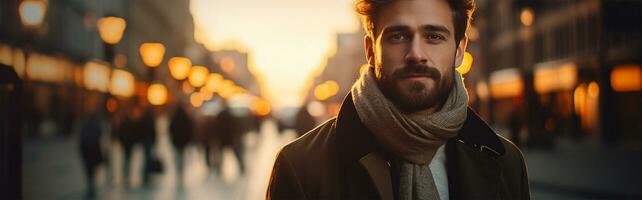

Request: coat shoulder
left=268, top=117, right=339, bottom=199
left=496, top=134, right=526, bottom=165
left=496, top=134, right=531, bottom=199
left=278, top=117, right=338, bottom=165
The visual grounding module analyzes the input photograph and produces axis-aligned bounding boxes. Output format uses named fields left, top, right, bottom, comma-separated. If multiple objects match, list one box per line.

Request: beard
left=377, top=63, right=454, bottom=112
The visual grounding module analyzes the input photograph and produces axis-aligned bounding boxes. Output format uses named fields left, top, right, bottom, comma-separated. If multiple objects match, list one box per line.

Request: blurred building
left=126, top=0, right=211, bottom=79
left=0, top=0, right=112, bottom=61
left=0, top=0, right=129, bottom=137
left=125, top=0, right=214, bottom=110
left=308, top=31, right=365, bottom=119
left=210, top=50, right=260, bottom=95
left=0, top=0, right=213, bottom=137
left=476, top=0, right=642, bottom=148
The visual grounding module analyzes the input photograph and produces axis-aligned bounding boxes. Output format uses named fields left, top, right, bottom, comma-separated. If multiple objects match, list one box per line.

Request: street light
left=83, top=60, right=111, bottom=93
left=18, top=0, right=48, bottom=83
left=147, top=83, right=168, bottom=106
left=314, top=80, right=340, bottom=101
left=205, top=73, right=223, bottom=92
left=218, top=80, right=237, bottom=99
left=190, top=92, right=203, bottom=108
left=611, top=65, right=642, bottom=92
left=188, top=66, right=209, bottom=88
left=252, top=97, right=271, bottom=117
left=109, top=69, right=135, bottom=97
left=200, top=87, right=213, bottom=101
left=139, top=43, right=165, bottom=68
left=19, top=0, right=47, bottom=28
left=520, top=8, right=534, bottom=27
left=97, top=15, right=127, bottom=116
left=220, top=57, right=236, bottom=75
left=139, top=43, right=168, bottom=107
left=97, top=16, right=126, bottom=45
left=168, top=57, right=191, bottom=80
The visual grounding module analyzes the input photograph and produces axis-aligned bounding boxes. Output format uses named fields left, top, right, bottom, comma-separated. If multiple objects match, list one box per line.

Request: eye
left=426, top=33, right=446, bottom=42
left=388, top=33, right=407, bottom=42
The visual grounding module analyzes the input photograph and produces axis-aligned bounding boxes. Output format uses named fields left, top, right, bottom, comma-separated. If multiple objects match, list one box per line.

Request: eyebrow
left=382, top=24, right=452, bottom=36
left=422, top=24, right=451, bottom=36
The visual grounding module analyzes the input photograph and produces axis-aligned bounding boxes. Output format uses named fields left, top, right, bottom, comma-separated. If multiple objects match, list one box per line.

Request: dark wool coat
left=267, top=94, right=530, bottom=200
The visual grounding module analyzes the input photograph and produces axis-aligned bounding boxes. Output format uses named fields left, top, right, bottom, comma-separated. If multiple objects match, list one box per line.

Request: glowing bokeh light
left=147, top=83, right=168, bottom=106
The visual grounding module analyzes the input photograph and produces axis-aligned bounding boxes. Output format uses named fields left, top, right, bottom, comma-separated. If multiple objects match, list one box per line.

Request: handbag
left=148, top=157, right=164, bottom=174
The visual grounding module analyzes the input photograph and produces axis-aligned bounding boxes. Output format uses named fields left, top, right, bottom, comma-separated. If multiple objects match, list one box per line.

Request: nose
left=405, top=36, right=428, bottom=64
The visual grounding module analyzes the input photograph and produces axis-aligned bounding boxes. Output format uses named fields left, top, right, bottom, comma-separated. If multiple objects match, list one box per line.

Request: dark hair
left=356, top=0, right=475, bottom=45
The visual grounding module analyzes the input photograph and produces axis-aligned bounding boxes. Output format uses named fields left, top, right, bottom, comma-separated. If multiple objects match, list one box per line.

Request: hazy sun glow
left=190, top=0, right=360, bottom=108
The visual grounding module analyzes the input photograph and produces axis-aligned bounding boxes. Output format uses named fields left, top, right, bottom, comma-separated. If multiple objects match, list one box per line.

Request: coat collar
left=454, top=108, right=505, bottom=157
left=335, top=94, right=505, bottom=200
left=335, top=94, right=393, bottom=199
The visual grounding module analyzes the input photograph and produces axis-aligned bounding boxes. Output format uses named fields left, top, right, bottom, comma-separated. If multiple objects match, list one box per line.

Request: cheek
left=440, top=64, right=454, bottom=77
left=378, top=46, right=405, bottom=74
left=429, top=40, right=457, bottom=63
left=434, top=51, right=457, bottom=75
left=440, top=68, right=456, bottom=90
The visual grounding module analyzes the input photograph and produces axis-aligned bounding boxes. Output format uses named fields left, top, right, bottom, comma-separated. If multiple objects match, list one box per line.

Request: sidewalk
left=21, top=119, right=296, bottom=200
left=523, top=139, right=642, bottom=199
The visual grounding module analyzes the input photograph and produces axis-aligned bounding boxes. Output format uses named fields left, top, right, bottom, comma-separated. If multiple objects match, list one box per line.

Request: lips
left=391, top=65, right=441, bottom=82
left=400, top=73, right=433, bottom=79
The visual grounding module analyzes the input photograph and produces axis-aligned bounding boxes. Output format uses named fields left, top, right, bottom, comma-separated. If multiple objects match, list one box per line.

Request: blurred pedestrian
left=213, top=104, right=245, bottom=175
left=570, top=111, right=583, bottom=140
left=199, top=115, right=217, bottom=170
left=138, top=104, right=158, bottom=185
left=115, top=106, right=135, bottom=186
left=294, top=104, right=316, bottom=137
left=169, top=103, right=194, bottom=180
left=251, top=113, right=264, bottom=133
left=268, top=0, right=530, bottom=199
left=275, top=118, right=290, bottom=134
left=116, top=98, right=157, bottom=186
left=77, top=94, right=105, bottom=198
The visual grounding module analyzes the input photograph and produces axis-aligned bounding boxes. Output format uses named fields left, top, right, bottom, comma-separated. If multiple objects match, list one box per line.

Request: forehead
left=375, top=0, right=454, bottom=35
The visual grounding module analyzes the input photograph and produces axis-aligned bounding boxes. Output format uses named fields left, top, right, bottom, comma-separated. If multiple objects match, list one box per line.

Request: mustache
left=391, top=63, right=441, bottom=81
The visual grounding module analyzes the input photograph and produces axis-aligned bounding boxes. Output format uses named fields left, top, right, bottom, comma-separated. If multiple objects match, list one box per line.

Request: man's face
left=365, top=0, right=466, bottom=113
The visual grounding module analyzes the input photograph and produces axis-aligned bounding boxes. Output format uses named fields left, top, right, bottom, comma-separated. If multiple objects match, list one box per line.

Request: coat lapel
left=336, top=95, right=393, bottom=200
left=359, top=152, right=394, bottom=200
left=447, top=108, right=505, bottom=200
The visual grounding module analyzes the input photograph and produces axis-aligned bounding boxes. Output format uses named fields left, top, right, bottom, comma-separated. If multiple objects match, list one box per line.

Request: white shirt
left=428, top=144, right=449, bottom=200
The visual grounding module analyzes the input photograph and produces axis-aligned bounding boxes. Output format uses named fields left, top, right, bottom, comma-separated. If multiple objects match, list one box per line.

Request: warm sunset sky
left=190, top=0, right=361, bottom=108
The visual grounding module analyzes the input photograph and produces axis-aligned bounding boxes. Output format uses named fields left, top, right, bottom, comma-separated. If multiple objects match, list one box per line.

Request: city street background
left=1, top=0, right=641, bottom=199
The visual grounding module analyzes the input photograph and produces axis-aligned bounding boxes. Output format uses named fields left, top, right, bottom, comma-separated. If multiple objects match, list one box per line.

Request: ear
left=454, top=36, right=468, bottom=67
left=364, top=35, right=375, bottom=67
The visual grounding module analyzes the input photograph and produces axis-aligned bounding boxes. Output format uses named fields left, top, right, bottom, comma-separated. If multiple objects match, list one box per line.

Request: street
left=23, top=118, right=297, bottom=200
left=23, top=118, right=642, bottom=200
left=525, top=139, right=642, bottom=200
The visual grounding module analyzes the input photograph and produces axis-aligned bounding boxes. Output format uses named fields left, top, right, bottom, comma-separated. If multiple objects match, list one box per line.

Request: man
left=267, top=0, right=530, bottom=199
left=77, top=94, right=106, bottom=198
left=169, top=103, right=194, bottom=181
left=116, top=98, right=157, bottom=186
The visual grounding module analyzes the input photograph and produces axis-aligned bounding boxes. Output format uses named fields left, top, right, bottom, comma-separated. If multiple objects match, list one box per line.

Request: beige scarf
left=351, top=67, right=469, bottom=200
left=351, top=66, right=469, bottom=164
